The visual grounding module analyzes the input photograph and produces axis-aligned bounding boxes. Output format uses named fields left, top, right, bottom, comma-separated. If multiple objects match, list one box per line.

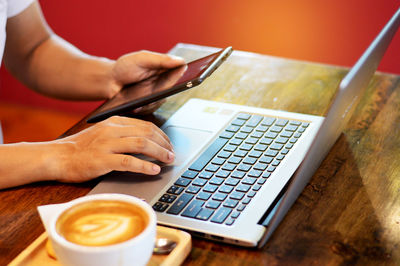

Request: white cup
left=39, top=193, right=156, bottom=266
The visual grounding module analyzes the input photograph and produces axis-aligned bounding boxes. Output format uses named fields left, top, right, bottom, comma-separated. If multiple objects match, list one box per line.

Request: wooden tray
left=9, top=226, right=191, bottom=266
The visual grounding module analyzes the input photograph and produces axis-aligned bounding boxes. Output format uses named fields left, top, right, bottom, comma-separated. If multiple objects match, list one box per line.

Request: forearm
left=26, top=35, right=118, bottom=100
left=0, top=141, right=65, bottom=189
left=4, top=1, right=118, bottom=101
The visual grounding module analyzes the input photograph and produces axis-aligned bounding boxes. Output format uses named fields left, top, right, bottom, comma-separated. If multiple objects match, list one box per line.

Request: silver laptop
left=90, top=8, right=400, bottom=247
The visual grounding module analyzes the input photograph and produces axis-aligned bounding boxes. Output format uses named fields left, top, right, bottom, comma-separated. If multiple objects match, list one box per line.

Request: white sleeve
left=7, top=0, right=35, bottom=18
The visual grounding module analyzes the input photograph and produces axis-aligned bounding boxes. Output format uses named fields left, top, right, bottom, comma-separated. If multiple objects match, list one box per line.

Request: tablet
left=87, top=47, right=233, bottom=123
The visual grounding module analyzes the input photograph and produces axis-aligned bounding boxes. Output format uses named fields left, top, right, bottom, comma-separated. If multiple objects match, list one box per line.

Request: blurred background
left=1, top=0, right=399, bottom=114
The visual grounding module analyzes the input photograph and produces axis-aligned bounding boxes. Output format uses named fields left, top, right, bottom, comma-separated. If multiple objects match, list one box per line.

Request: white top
left=0, top=0, right=35, bottom=64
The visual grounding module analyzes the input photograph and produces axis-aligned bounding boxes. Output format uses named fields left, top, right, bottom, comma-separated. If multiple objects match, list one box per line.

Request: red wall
left=1, top=0, right=399, bottom=114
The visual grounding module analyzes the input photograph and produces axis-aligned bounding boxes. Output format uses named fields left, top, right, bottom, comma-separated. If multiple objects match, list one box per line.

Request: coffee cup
left=38, top=193, right=156, bottom=266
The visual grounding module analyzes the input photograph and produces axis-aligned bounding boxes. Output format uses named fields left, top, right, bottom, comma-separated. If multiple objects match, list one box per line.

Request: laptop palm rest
left=89, top=126, right=212, bottom=202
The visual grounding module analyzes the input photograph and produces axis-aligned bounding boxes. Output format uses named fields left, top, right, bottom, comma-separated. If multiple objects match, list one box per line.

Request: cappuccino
left=56, top=200, right=148, bottom=246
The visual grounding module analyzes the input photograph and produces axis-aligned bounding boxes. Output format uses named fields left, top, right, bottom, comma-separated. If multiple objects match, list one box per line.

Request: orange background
left=1, top=0, right=399, bottom=114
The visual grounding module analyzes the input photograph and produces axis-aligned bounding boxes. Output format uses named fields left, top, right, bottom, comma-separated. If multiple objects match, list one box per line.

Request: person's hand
left=107, top=51, right=185, bottom=114
left=51, top=116, right=175, bottom=183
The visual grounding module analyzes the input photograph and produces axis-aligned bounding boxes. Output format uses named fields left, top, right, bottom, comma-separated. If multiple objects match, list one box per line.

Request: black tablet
left=87, top=47, right=232, bottom=123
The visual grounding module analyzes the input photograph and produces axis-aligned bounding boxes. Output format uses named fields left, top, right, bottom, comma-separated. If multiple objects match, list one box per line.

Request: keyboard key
left=281, top=131, right=293, bottom=138
left=186, top=186, right=201, bottom=194
left=217, top=151, right=231, bottom=159
left=275, top=137, right=289, bottom=144
left=167, top=193, right=194, bottom=215
left=247, top=170, right=262, bottom=178
left=225, top=178, right=240, bottom=186
left=275, top=119, right=288, bottom=127
left=261, top=117, right=276, bottom=126
left=223, top=144, right=237, bottom=152
left=228, top=156, right=242, bottom=164
left=243, top=157, right=257, bottom=165
left=192, top=178, right=207, bottom=187
left=259, top=138, right=273, bottom=145
left=206, top=200, right=221, bottom=209
left=252, top=184, right=262, bottom=191
left=250, top=131, right=263, bottom=138
left=236, top=184, right=251, bottom=192
left=223, top=199, right=239, bottom=208
left=199, top=171, right=213, bottom=179
left=203, top=184, right=218, bottom=193
left=211, top=207, right=232, bottom=223
left=236, top=132, right=248, bottom=139
left=253, top=163, right=268, bottom=171
left=234, top=150, right=248, bottom=157
left=229, top=138, right=243, bottom=146
left=230, top=191, right=245, bottom=200
left=289, top=120, right=302, bottom=126
left=265, top=132, right=278, bottom=139
left=256, top=125, right=269, bottom=132
left=181, top=200, right=204, bottom=218
left=231, top=211, right=240, bottom=218
left=219, top=185, right=234, bottom=194
left=212, top=193, right=228, bottom=201
left=209, top=177, right=224, bottom=186
left=237, top=164, right=251, bottom=172
left=231, top=170, right=246, bottom=179
left=196, top=192, right=212, bottom=200
left=242, top=197, right=252, bottom=204
left=215, top=170, right=230, bottom=178
left=219, top=131, right=235, bottom=139
left=248, top=150, right=262, bottom=158
left=254, top=144, right=268, bottom=151
left=265, top=150, right=278, bottom=157
left=195, top=208, right=215, bottom=221
left=205, top=164, right=220, bottom=172
left=242, top=177, right=256, bottom=185
left=270, top=126, right=283, bottom=133
left=285, top=125, right=298, bottom=132
left=225, top=218, right=236, bottom=226
left=240, top=126, right=253, bottom=133
left=189, top=138, right=228, bottom=171
left=153, top=202, right=168, bottom=212
left=281, top=149, right=289, bottom=155
left=262, top=172, right=271, bottom=179
left=181, top=170, right=198, bottom=179
left=245, top=137, right=258, bottom=145
left=247, top=191, right=256, bottom=197
left=175, top=177, right=191, bottom=187
left=239, top=144, right=253, bottom=151
left=237, top=204, right=246, bottom=212
left=246, top=115, right=263, bottom=127
left=257, top=178, right=267, bottom=185
left=267, top=166, right=276, bottom=172
left=259, top=155, right=273, bottom=164
left=236, top=113, right=251, bottom=120
left=271, top=160, right=281, bottom=166
left=225, top=125, right=240, bottom=133
left=222, top=163, right=236, bottom=171
left=270, top=143, right=283, bottom=150
left=167, top=185, right=184, bottom=195
left=211, top=157, right=226, bottom=165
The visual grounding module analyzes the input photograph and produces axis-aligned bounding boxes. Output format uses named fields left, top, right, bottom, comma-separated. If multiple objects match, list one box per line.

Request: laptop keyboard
left=152, top=113, right=309, bottom=226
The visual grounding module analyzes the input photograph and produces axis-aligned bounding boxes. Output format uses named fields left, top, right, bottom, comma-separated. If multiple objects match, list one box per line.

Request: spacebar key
left=189, top=137, right=228, bottom=171
left=166, top=193, right=194, bottom=215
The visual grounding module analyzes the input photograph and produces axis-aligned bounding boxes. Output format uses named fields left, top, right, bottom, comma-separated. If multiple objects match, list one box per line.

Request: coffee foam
left=56, top=200, right=148, bottom=247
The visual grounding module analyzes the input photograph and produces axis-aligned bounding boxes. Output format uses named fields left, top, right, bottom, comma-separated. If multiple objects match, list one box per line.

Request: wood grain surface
left=0, top=43, right=399, bottom=265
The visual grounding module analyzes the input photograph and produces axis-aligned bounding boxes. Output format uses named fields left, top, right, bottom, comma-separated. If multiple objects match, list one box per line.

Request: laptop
left=88, top=8, right=400, bottom=247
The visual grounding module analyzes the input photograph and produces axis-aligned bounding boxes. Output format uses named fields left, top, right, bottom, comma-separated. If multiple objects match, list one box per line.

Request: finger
left=110, top=137, right=175, bottom=164
left=108, top=154, right=162, bottom=175
left=133, top=51, right=185, bottom=70
left=101, top=116, right=172, bottom=149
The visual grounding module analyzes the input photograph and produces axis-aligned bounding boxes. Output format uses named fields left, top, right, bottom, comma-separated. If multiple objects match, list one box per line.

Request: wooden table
left=1, top=43, right=399, bottom=265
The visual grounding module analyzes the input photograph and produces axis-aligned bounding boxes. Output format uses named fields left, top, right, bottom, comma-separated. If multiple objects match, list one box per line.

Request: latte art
left=56, top=200, right=148, bottom=246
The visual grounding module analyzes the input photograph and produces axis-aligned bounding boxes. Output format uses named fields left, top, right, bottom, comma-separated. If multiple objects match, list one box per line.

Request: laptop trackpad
left=89, top=126, right=212, bottom=202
